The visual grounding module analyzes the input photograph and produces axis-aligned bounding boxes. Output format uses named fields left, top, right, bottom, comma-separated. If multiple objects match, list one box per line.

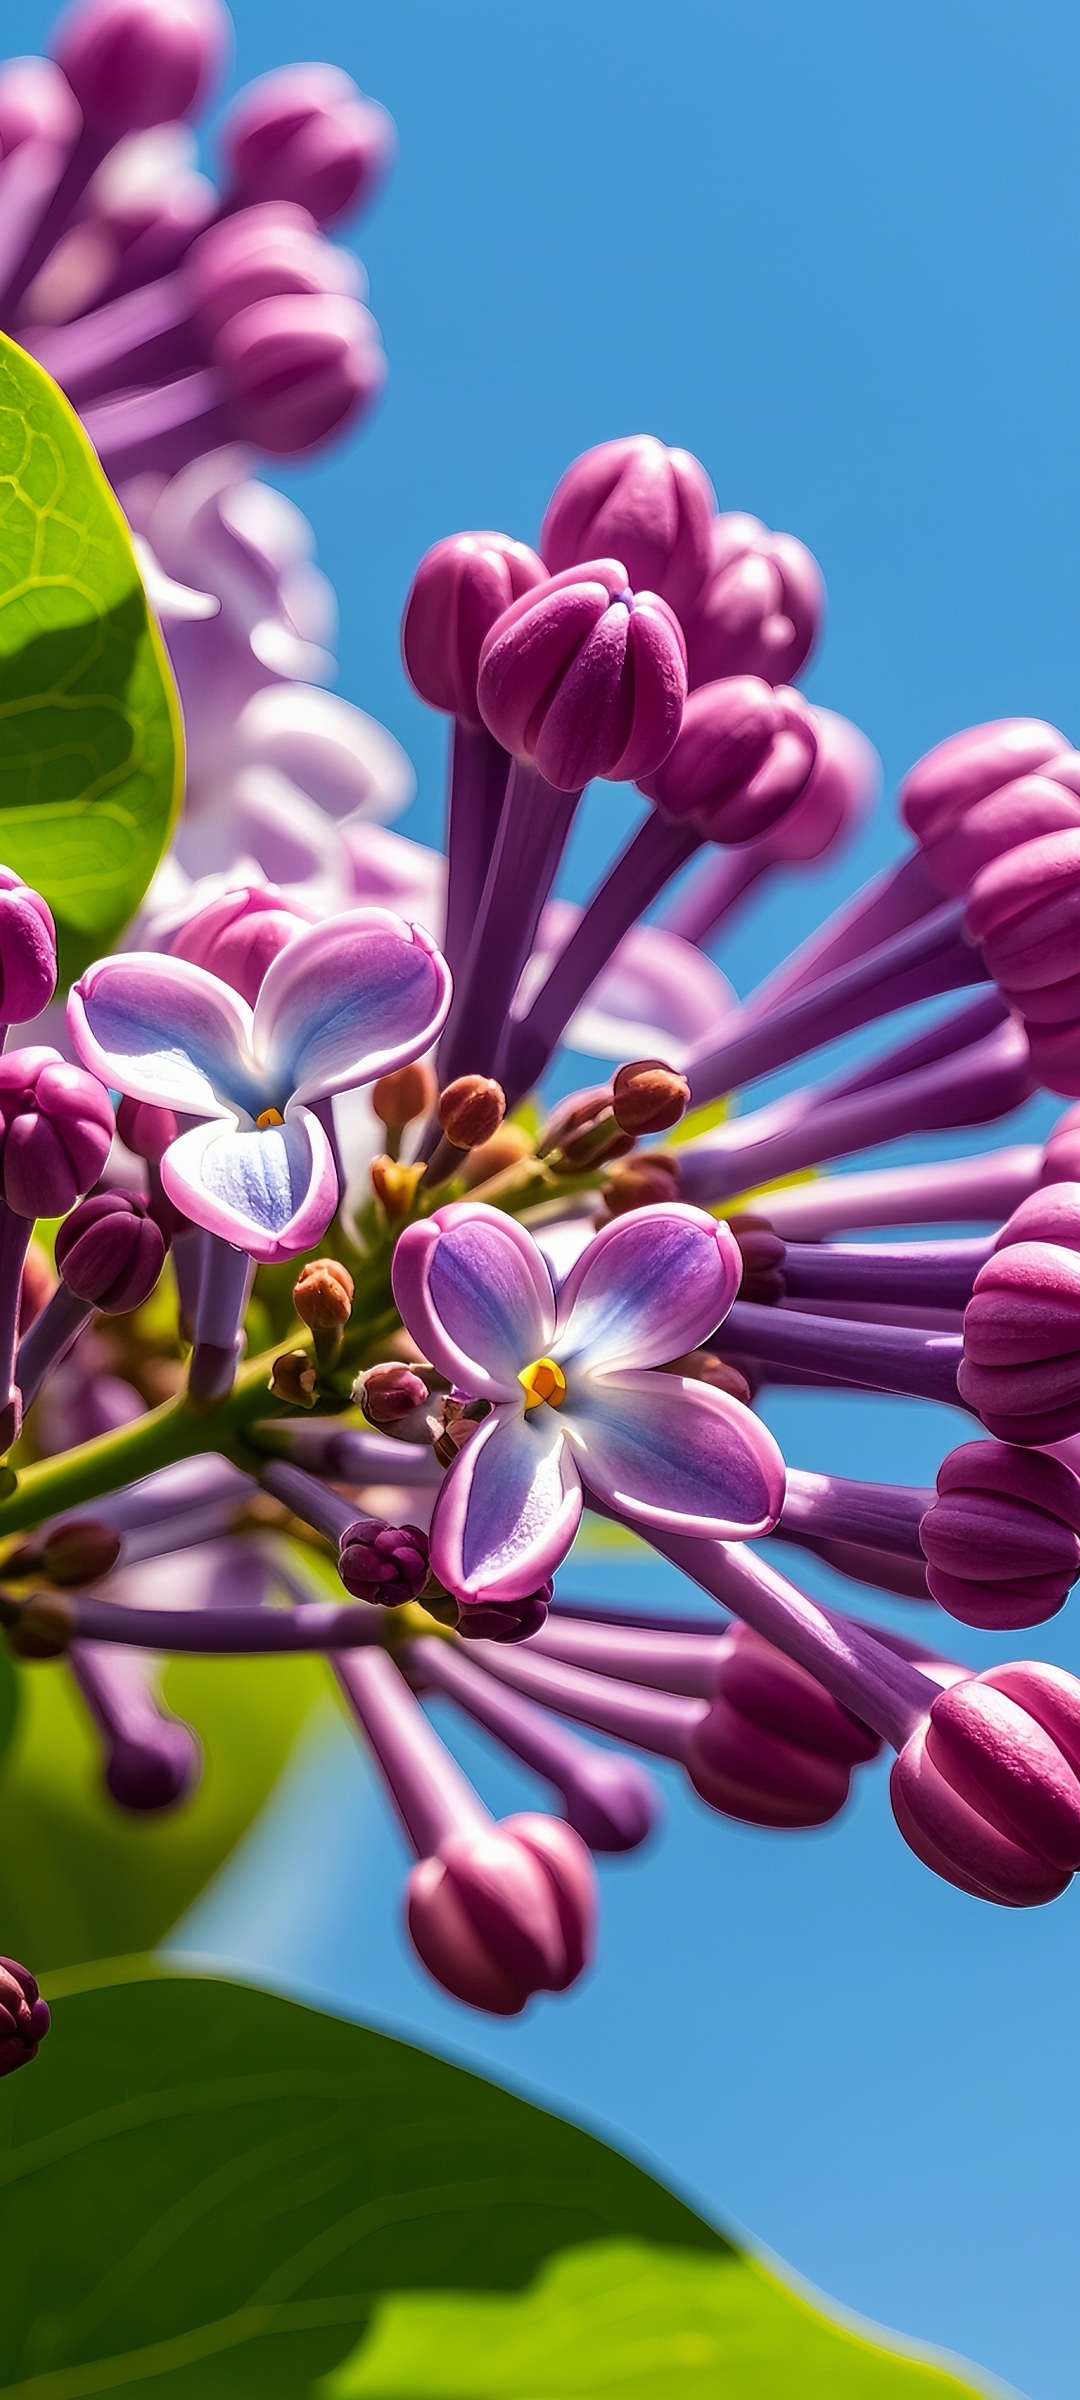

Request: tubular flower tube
left=758, top=1147, right=1044, bottom=1241
left=0, top=60, right=81, bottom=309
left=719, top=1298, right=964, bottom=1408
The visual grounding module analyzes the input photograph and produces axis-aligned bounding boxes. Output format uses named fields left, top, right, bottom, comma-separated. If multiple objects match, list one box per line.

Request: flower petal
left=68, top=953, right=262, bottom=1120
left=159, top=1103, right=339, bottom=1263
left=392, top=1202, right=556, bottom=1403
left=554, top=1203, right=742, bottom=1372
left=564, top=1367, right=785, bottom=1538
left=430, top=1403, right=582, bottom=1601
left=253, top=907, right=451, bottom=1105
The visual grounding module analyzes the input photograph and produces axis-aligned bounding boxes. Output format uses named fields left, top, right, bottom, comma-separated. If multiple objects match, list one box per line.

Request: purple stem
left=740, top=850, right=943, bottom=1015
left=770, top=1525, right=933, bottom=1602
left=686, top=898, right=987, bottom=1105
left=500, top=808, right=701, bottom=1105
left=259, top=1457, right=359, bottom=1543
left=759, top=1147, right=1042, bottom=1240
left=27, top=270, right=193, bottom=399
left=657, top=843, right=771, bottom=944
left=779, top=1467, right=931, bottom=1556
left=16, top=1283, right=93, bottom=1411
left=720, top=1295, right=964, bottom=1405
left=443, top=720, right=513, bottom=984
left=456, top=1638, right=704, bottom=1762
left=0, top=1207, right=32, bottom=1449
left=0, top=138, right=74, bottom=307
left=781, top=1238, right=992, bottom=1311
left=172, top=1226, right=207, bottom=1346
left=62, top=1593, right=381, bottom=1651
left=0, top=119, right=112, bottom=320
left=257, top=1419, right=442, bottom=1488
left=189, top=1238, right=254, bottom=1407
left=68, top=1641, right=200, bottom=1808
left=79, top=369, right=230, bottom=480
left=43, top=1456, right=256, bottom=1545
left=334, top=1644, right=490, bottom=1854
left=435, top=759, right=584, bottom=1090
left=525, top=1614, right=725, bottom=1697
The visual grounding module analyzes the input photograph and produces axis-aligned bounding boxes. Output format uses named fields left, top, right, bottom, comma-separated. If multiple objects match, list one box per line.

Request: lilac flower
left=67, top=908, right=451, bottom=1260
left=392, top=1199, right=785, bottom=1603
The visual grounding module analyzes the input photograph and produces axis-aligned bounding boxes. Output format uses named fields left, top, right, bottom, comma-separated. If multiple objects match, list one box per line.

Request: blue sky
left=11, top=2, right=1080, bottom=2393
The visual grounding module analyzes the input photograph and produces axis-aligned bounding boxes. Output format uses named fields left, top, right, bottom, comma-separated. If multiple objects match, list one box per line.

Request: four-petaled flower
left=67, top=910, right=451, bottom=1262
left=392, top=1199, right=785, bottom=1601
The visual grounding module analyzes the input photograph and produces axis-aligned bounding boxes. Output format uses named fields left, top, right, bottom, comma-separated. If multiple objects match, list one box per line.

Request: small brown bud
left=537, top=1087, right=633, bottom=1172
left=359, top=1361, right=429, bottom=1425
left=269, top=1350, right=318, bottom=1407
left=612, top=1058, right=690, bottom=1136
left=437, top=1074, right=506, bottom=1151
left=371, top=1059, right=437, bottom=1132
left=371, top=1156, right=424, bottom=1220
left=662, top=1350, right=752, bottom=1407
left=293, top=1258, right=355, bottom=1332
left=4, top=1592, right=75, bottom=1658
left=459, top=1122, right=534, bottom=1187
left=601, top=1153, right=681, bottom=1217
left=727, top=1213, right=787, bottom=1305
left=42, top=1520, right=122, bottom=1586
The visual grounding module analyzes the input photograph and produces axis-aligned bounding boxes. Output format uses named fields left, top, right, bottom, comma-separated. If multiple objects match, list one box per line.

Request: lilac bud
left=168, top=881, right=313, bottom=1004
left=0, top=57, right=81, bottom=157
left=52, top=0, right=229, bottom=134
left=0, top=871, right=57, bottom=1025
left=754, top=706, right=879, bottom=868
left=900, top=717, right=1071, bottom=895
left=639, top=676, right=817, bottom=843
left=406, top=1811, right=596, bottom=2013
left=891, top=1661, right=1080, bottom=1905
left=958, top=1232, right=1080, bottom=1443
left=338, top=1517, right=430, bottom=1605
left=218, top=290, right=386, bottom=456
left=919, top=1439, right=1080, bottom=1628
left=0, top=1049, right=113, bottom=1218
left=221, top=64, right=396, bottom=226
left=402, top=531, right=546, bottom=726
left=686, top=1622, right=880, bottom=1828
left=0, top=1955, right=49, bottom=2078
left=1042, top=1104, right=1080, bottom=1186
left=115, top=1094, right=178, bottom=1163
left=54, top=1191, right=165, bottom=1312
left=539, top=435, right=715, bottom=615
left=966, top=829, right=1080, bottom=1094
left=358, top=1361, right=429, bottom=1425
left=457, top=1586, right=551, bottom=1643
left=184, top=203, right=360, bottom=349
left=477, top=560, right=687, bottom=791
left=682, top=513, right=825, bottom=691
left=611, top=1058, right=689, bottom=1135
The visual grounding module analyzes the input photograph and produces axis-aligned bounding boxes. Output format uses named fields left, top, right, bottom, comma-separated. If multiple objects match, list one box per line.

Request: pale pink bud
left=539, top=435, right=715, bottom=615
left=638, top=675, right=816, bottom=842
left=681, top=513, right=824, bottom=690
left=477, top=561, right=687, bottom=790
left=52, top=0, right=229, bottom=134
left=221, top=64, right=396, bottom=226
left=218, top=290, right=386, bottom=456
left=406, top=1812, right=596, bottom=2013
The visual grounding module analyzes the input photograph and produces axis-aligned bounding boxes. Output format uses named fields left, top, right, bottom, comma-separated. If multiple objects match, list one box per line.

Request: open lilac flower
left=392, top=1199, right=785, bottom=1603
left=67, top=908, right=450, bottom=1261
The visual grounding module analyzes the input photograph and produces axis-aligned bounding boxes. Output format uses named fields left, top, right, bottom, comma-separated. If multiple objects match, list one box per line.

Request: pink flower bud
left=402, top=531, right=546, bottom=725
left=754, top=707, right=880, bottom=868
left=217, top=290, right=386, bottom=457
left=1042, top=1104, right=1080, bottom=1186
left=638, top=675, right=817, bottom=842
left=52, top=0, right=229, bottom=134
left=685, top=1622, right=880, bottom=1828
left=958, top=1235, right=1080, bottom=1443
left=0, top=1955, right=49, bottom=2078
left=406, top=1811, right=596, bottom=2013
left=966, top=830, right=1080, bottom=1093
left=337, top=1517, right=430, bottom=1605
left=359, top=1361, right=429, bottom=1425
left=539, top=435, right=715, bottom=615
left=0, top=1049, right=113, bottom=1218
left=477, top=560, right=687, bottom=790
left=0, top=57, right=81, bottom=156
left=0, top=870, right=57, bottom=1024
left=994, top=1181, right=1080, bottom=1256
left=221, top=64, right=396, bottom=226
left=168, top=881, right=314, bottom=1004
left=184, top=203, right=360, bottom=350
left=55, top=1190, right=166, bottom=1312
left=891, top=1662, right=1080, bottom=1905
left=681, top=512, right=824, bottom=690
left=900, top=717, right=1078, bottom=895
left=920, top=1439, right=1080, bottom=1627
left=115, top=1094, right=178, bottom=1163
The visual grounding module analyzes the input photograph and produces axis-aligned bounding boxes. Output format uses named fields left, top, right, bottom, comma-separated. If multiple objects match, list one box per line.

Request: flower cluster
left=7, top=0, right=1080, bottom=2056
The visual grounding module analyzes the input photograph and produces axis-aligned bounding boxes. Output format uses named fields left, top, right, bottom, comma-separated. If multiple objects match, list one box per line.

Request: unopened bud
left=35, top=1519, right=121, bottom=1585
left=269, top=1349, right=317, bottom=1407
left=432, top=1395, right=490, bottom=1466
left=438, top=1074, right=506, bottom=1151
left=4, top=1591, right=75, bottom=1658
left=0, top=1955, right=49, bottom=2078
left=611, top=1057, right=689, bottom=1135
left=457, top=1585, right=551, bottom=1642
left=358, top=1360, right=428, bottom=1425
left=338, top=1517, right=430, bottom=1604
left=55, top=1191, right=166, bottom=1313
left=602, top=1153, right=680, bottom=1216
left=115, top=1094, right=179, bottom=1164
left=537, top=1088, right=633, bottom=1173
left=459, top=1123, right=534, bottom=1187
left=727, top=1213, right=787, bottom=1305
left=662, top=1349, right=752, bottom=1406
left=293, top=1257, right=354, bottom=1331
left=371, top=1155, right=424, bottom=1220
left=372, top=1060, right=437, bottom=1132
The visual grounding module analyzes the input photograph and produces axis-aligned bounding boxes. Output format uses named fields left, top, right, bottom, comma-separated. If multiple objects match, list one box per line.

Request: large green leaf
left=0, top=1965, right=996, bottom=2398
left=0, top=1654, right=329, bottom=1970
left=0, top=336, right=182, bottom=979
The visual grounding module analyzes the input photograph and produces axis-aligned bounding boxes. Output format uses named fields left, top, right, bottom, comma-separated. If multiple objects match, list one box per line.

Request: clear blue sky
left=11, top=3, right=1080, bottom=2394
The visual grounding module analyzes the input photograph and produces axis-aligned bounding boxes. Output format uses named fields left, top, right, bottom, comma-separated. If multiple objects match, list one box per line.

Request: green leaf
left=0, top=1966, right=995, bottom=2398
left=0, top=1654, right=328, bottom=1971
left=0, top=336, right=182, bottom=980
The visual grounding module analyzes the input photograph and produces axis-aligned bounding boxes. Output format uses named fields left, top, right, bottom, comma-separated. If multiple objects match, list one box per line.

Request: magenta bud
left=338, top=1517, right=430, bottom=1605
left=52, top=0, right=230, bottom=134
left=966, top=829, right=1080, bottom=1093
left=0, top=1954, right=49, bottom=2078
left=0, top=872, right=57, bottom=1024
left=359, top=1361, right=428, bottom=1425
left=217, top=289, right=386, bottom=456
left=994, top=1181, right=1080, bottom=1257
left=638, top=675, right=817, bottom=843
left=685, top=1622, right=879, bottom=1829
left=900, top=718, right=1067, bottom=850
left=755, top=706, right=879, bottom=867
left=222, top=64, right=396, bottom=226
left=0, top=1049, right=113, bottom=1218
left=0, top=57, right=82, bottom=155
left=185, top=203, right=360, bottom=348
left=681, top=512, right=825, bottom=691
left=477, top=560, right=687, bottom=790
left=402, top=531, right=546, bottom=725
left=958, top=1233, right=1080, bottom=1443
left=168, top=881, right=312, bottom=1004
left=115, top=1094, right=178, bottom=1164
left=406, top=1811, right=596, bottom=2013
left=457, top=1586, right=551, bottom=1643
left=919, top=1439, right=1080, bottom=1629
left=55, top=1190, right=166, bottom=1312
left=891, top=1661, right=1080, bottom=1905
left=540, top=435, right=715, bottom=616
left=1042, top=1104, right=1080, bottom=1186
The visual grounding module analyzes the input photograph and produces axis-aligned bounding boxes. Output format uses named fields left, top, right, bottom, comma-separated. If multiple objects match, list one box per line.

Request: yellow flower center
left=518, top=1355, right=567, bottom=1410
left=256, top=1107, right=285, bottom=1129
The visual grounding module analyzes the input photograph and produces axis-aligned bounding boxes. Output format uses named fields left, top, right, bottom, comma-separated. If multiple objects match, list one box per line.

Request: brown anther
left=612, top=1058, right=690, bottom=1135
left=459, top=1123, right=534, bottom=1187
left=371, top=1156, right=425, bottom=1220
left=727, top=1213, right=787, bottom=1305
left=437, top=1074, right=506, bottom=1151
left=269, top=1350, right=318, bottom=1407
left=601, top=1153, right=681, bottom=1217
left=372, top=1059, right=437, bottom=1133
left=358, top=1361, right=429, bottom=1425
left=293, top=1258, right=355, bottom=1333
left=4, top=1592, right=76, bottom=1659
left=662, top=1350, right=752, bottom=1407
